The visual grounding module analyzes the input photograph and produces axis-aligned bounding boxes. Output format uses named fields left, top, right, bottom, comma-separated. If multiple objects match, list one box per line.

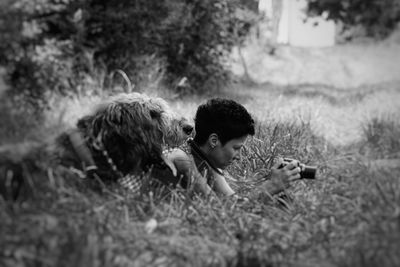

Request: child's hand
left=265, top=157, right=301, bottom=195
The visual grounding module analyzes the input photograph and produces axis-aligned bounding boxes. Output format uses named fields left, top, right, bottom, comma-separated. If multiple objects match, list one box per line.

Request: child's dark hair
left=193, top=98, right=255, bottom=145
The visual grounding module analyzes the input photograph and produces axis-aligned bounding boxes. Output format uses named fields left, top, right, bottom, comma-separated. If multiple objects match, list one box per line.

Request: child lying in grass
left=0, top=96, right=300, bottom=201
left=166, top=98, right=302, bottom=198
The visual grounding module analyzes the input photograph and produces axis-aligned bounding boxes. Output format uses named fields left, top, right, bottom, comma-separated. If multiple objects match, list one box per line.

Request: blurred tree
left=0, top=0, right=257, bottom=106
left=161, top=0, right=258, bottom=92
left=239, top=0, right=259, bottom=13
left=306, top=0, right=400, bottom=39
left=0, top=0, right=80, bottom=106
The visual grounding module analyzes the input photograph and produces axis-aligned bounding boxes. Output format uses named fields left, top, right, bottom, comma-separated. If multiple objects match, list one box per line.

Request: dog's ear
left=105, top=104, right=124, bottom=125
left=89, top=104, right=124, bottom=137
left=91, top=113, right=104, bottom=138
left=77, top=115, right=92, bottom=131
left=149, top=109, right=162, bottom=120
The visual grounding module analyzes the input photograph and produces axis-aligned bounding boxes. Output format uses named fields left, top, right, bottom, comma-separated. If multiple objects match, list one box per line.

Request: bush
left=0, top=0, right=92, bottom=106
left=306, top=0, right=400, bottom=39
left=160, top=0, right=257, bottom=93
left=0, top=96, right=43, bottom=144
left=0, top=0, right=257, bottom=107
left=361, top=116, right=400, bottom=158
left=1, top=100, right=400, bottom=266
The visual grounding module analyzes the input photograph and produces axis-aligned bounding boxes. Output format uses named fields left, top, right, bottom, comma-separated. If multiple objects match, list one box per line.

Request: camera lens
left=300, top=165, right=317, bottom=179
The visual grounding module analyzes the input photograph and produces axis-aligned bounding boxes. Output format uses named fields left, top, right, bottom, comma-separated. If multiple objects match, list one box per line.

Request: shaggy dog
left=0, top=92, right=193, bottom=200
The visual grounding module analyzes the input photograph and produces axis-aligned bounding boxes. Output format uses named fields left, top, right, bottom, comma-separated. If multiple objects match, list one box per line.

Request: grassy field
left=231, top=42, right=400, bottom=88
left=0, top=79, right=400, bottom=267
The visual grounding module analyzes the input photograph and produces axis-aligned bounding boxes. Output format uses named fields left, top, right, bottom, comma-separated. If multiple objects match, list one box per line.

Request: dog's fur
left=0, top=92, right=193, bottom=200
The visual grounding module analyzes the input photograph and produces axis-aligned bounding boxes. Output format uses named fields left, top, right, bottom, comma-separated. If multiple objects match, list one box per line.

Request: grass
left=230, top=41, right=400, bottom=88
left=1, top=81, right=400, bottom=267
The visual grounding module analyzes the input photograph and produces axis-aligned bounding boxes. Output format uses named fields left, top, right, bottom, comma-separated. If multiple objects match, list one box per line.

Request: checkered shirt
left=118, top=174, right=145, bottom=195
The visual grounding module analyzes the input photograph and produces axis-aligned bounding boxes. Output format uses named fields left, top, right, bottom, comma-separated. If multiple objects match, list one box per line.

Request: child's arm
left=167, top=149, right=213, bottom=196
left=211, top=171, right=235, bottom=196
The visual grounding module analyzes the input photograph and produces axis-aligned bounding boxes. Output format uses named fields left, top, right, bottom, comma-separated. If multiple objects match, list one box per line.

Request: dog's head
left=76, top=93, right=193, bottom=176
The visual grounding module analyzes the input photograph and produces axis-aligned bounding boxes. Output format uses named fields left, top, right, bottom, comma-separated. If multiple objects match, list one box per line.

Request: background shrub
left=361, top=116, right=400, bottom=159
left=306, top=0, right=400, bottom=39
left=0, top=0, right=257, bottom=107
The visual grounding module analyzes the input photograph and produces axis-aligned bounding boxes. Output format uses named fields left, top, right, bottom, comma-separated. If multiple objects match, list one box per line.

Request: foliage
left=1, top=113, right=400, bottom=266
left=161, top=0, right=254, bottom=93
left=1, top=80, right=400, bottom=266
left=0, top=96, right=43, bottom=144
left=0, top=0, right=257, bottom=107
left=306, top=0, right=400, bottom=39
left=361, top=116, right=400, bottom=158
left=0, top=0, right=90, bottom=107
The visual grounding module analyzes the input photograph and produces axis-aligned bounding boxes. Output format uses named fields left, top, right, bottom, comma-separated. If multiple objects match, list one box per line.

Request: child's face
left=210, top=135, right=248, bottom=170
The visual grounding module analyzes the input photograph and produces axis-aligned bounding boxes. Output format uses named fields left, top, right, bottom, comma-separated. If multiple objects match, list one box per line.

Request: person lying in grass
left=166, top=98, right=302, bottom=198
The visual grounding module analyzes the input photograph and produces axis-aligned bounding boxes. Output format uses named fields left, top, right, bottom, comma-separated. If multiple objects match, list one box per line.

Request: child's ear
left=208, top=133, right=219, bottom=148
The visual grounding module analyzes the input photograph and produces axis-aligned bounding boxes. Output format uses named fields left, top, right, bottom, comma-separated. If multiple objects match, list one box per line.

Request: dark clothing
left=180, top=139, right=222, bottom=188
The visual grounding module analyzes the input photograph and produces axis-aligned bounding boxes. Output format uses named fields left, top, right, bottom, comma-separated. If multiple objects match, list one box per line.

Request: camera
left=279, top=158, right=317, bottom=179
